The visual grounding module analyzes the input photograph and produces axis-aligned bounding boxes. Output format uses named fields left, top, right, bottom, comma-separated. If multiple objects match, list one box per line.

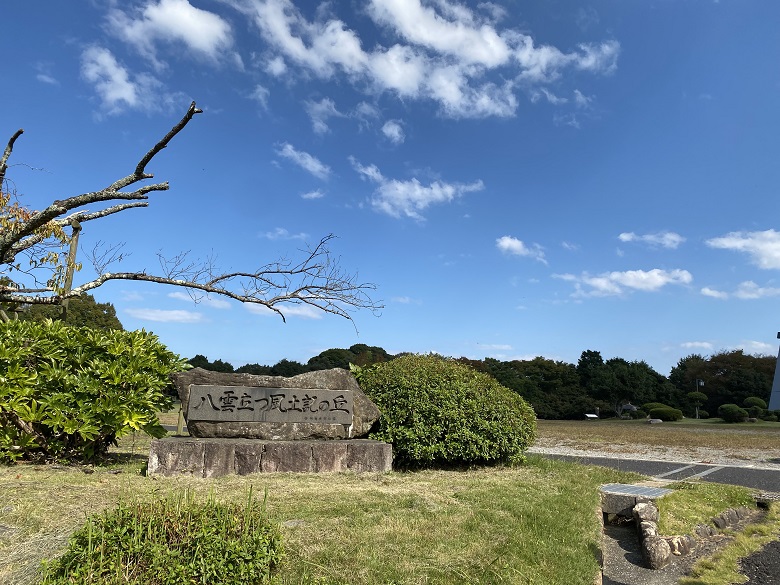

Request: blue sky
left=3, top=0, right=780, bottom=375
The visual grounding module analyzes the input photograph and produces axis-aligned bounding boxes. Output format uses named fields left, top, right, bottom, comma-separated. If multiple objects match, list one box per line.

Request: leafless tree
left=0, top=102, right=380, bottom=323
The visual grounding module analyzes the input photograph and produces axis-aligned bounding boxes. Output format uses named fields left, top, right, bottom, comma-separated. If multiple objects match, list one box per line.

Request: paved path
left=537, top=453, right=780, bottom=492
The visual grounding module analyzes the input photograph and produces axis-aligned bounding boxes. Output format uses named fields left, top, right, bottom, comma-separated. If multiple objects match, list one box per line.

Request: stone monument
left=148, top=367, right=392, bottom=477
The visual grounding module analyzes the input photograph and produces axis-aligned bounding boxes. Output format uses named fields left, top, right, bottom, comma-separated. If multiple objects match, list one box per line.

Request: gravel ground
left=741, top=539, right=780, bottom=585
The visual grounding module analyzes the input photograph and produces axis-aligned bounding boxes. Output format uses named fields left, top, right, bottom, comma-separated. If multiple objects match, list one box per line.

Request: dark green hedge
left=648, top=407, right=684, bottom=422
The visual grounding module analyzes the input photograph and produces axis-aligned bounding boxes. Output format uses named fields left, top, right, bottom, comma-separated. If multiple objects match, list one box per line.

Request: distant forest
left=16, top=295, right=773, bottom=421
left=189, top=345, right=777, bottom=420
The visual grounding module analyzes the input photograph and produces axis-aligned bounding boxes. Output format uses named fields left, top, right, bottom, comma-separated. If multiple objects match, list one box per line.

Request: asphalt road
left=540, top=453, right=780, bottom=492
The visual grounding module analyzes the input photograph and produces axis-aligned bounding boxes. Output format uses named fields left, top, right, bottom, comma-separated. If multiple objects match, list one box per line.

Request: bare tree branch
left=0, top=102, right=201, bottom=265
left=0, top=102, right=382, bottom=324
left=0, top=129, right=24, bottom=187
left=7, top=202, right=148, bottom=261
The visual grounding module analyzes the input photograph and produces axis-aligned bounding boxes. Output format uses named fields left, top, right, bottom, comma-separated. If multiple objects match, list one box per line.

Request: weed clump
left=39, top=488, right=283, bottom=585
left=355, top=354, right=537, bottom=469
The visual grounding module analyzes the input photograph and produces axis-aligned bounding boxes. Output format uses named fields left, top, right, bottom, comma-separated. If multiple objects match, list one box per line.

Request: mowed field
left=534, top=418, right=780, bottom=464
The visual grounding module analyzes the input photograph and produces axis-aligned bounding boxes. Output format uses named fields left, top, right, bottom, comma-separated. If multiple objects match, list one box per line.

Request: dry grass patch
left=535, top=419, right=780, bottom=454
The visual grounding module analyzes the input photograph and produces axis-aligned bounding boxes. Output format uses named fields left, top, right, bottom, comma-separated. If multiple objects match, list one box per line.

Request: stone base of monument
left=148, top=437, right=392, bottom=477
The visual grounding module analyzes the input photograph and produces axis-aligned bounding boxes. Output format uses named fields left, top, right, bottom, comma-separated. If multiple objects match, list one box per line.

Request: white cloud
left=35, top=62, right=58, bottom=85
left=496, top=236, right=546, bottom=263
left=354, top=101, right=380, bottom=120
left=244, top=303, right=323, bottom=319
left=276, top=143, right=331, bottom=180
left=265, top=55, right=287, bottom=76
left=531, top=88, right=567, bottom=105
left=553, top=112, right=580, bottom=129
left=249, top=84, right=270, bottom=109
left=701, top=287, right=729, bottom=299
left=618, top=231, right=685, bottom=249
left=391, top=295, right=421, bottom=304
left=301, top=189, right=325, bottom=200
left=125, top=308, right=203, bottom=322
left=733, top=281, right=780, bottom=299
left=706, top=229, right=780, bottom=269
left=263, top=227, right=308, bottom=240
left=555, top=268, right=693, bottom=297
left=350, top=157, right=483, bottom=220
left=573, top=89, right=592, bottom=107
left=106, top=0, right=237, bottom=68
left=305, top=97, right=344, bottom=134
left=701, top=280, right=780, bottom=300
left=367, top=0, right=512, bottom=68
left=168, top=291, right=231, bottom=309
left=81, top=46, right=175, bottom=114
left=477, top=343, right=513, bottom=351
left=224, top=0, right=619, bottom=119
left=681, top=341, right=714, bottom=350
left=733, top=340, right=774, bottom=355
left=120, top=290, right=145, bottom=301
left=381, top=120, right=405, bottom=144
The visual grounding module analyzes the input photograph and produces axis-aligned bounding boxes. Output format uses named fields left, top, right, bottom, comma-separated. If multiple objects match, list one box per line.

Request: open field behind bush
left=534, top=419, right=780, bottom=466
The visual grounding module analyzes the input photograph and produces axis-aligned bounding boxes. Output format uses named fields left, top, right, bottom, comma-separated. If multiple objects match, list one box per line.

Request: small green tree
left=20, top=293, right=123, bottom=331
left=687, top=391, right=708, bottom=419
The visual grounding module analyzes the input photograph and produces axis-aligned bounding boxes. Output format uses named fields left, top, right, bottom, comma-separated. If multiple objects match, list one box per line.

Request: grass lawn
left=0, top=415, right=776, bottom=585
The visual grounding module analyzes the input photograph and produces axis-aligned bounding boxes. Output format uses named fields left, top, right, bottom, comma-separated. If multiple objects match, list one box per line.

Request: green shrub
left=743, top=396, right=768, bottom=418
left=697, top=409, right=709, bottom=419
left=40, top=488, right=283, bottom=585
left=718, top=403, right=749, bottom=423
left=355, top=354, right=537, bottom=469
left=0, top=319, right=187, bottom=463
left=648, top=407, right=684, bottom=422
left=642, top=402, right=669, bottom=412
left=743, top=397, right=768, bottom=410
left=629, top=409, right=647, bottom=420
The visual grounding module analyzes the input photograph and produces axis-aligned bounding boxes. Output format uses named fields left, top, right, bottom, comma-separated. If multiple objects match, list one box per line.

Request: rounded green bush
left=697, top=409, right=709, bottom=420
left=0, top=319, right=187, bottom=462
left=642, top=402, right=669, bottom=413
left=743, top=397, right=768, bottom=410
left=39, top=489, right=283, bottom=585
left=718, top=403, right=748, bottom=423
left=356, top=354, right=537, bottom=469
left=648, top=407, right=684, bottom=422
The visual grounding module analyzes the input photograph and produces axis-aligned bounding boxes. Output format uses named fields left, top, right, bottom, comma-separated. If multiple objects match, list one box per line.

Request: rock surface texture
left=174, top=367, right=381, bottom=440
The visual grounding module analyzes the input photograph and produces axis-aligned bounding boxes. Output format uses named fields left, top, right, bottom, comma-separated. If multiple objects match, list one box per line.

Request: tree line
left=15, top=292, right=776, bottom=420
left=191, top=345, right=776, bottom=420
